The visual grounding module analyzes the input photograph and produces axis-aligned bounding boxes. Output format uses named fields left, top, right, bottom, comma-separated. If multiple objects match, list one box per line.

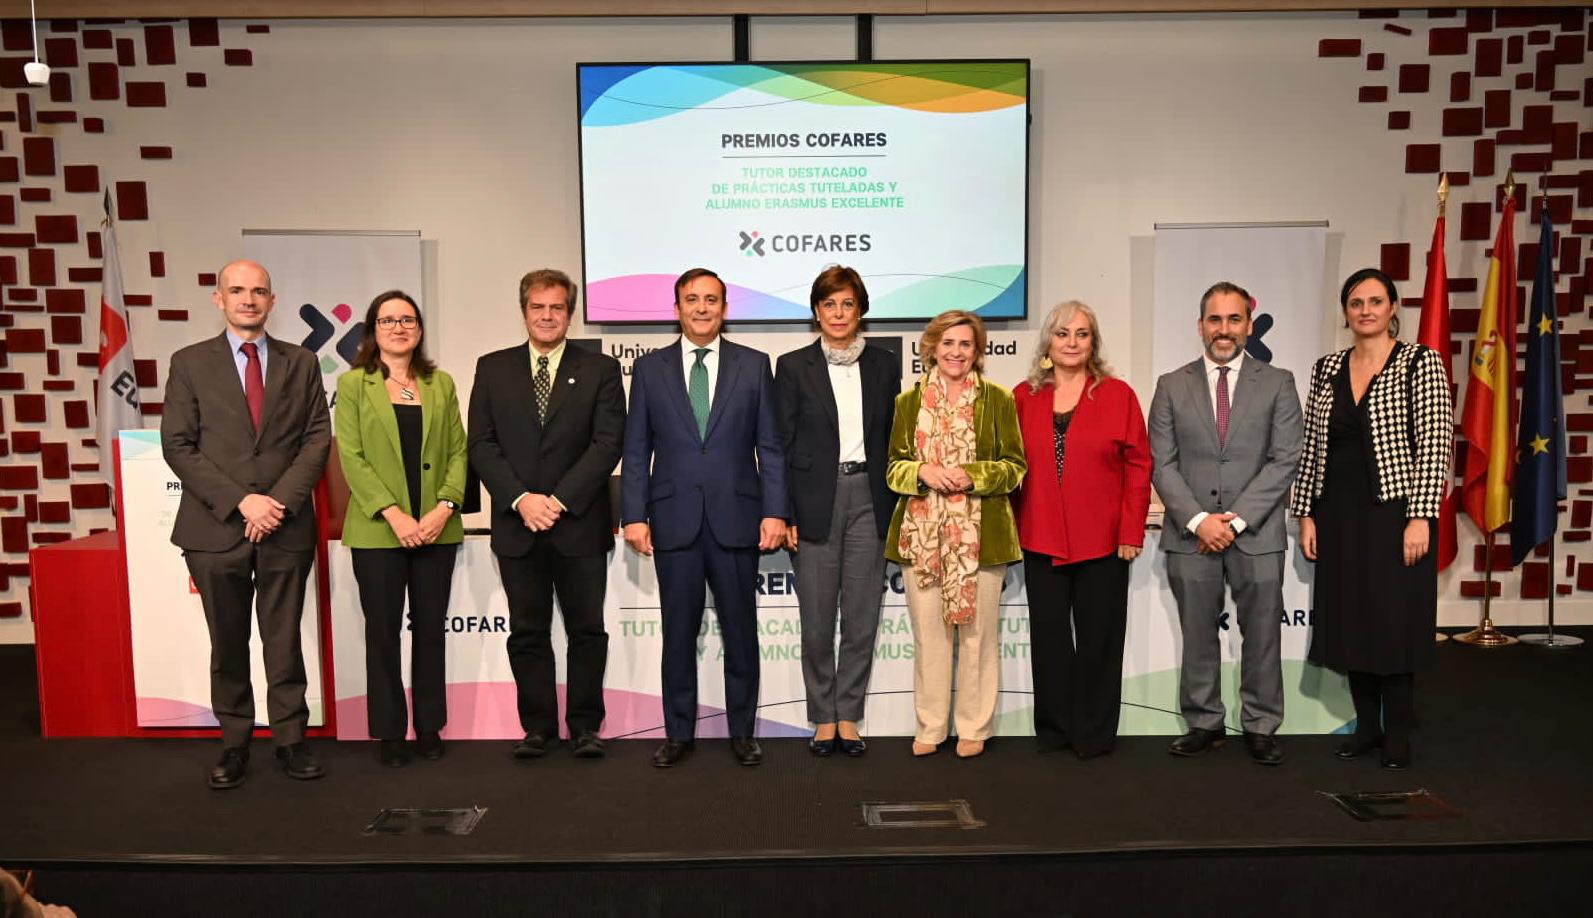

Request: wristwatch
left=440, top=500, right=458, bottom=510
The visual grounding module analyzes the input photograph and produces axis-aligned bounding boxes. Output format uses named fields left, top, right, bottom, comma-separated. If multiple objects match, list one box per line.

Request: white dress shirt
left=1188, top=350, right=1248, bottom=536
left=827, top=356, right=866, bottom=464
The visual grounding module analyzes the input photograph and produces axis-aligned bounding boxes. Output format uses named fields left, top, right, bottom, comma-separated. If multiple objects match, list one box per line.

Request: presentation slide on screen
left=578, top=61, right=1029, bottom=323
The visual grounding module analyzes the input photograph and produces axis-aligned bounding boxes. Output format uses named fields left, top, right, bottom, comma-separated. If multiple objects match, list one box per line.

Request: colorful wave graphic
left=335, top=682, right=808, bottom=740
left=581, top=62, right=1027, bottom=126
left=586, top=266, right=1024, bottom=323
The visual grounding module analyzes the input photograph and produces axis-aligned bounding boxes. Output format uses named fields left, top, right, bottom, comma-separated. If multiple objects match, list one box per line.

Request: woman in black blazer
left=775, top=266, right=901, bottom=756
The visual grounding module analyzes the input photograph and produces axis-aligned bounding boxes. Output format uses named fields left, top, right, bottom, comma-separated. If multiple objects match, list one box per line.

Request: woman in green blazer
left=335, top=290, right=466, bottom=767
left=885, top=310, right=1025, bottom=759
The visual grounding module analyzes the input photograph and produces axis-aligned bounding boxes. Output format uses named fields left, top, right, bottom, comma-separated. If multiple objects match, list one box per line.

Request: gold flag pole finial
left=1437, top=173, right=1450, bottom=218
left=1504, top=170, right=1517, bottom=199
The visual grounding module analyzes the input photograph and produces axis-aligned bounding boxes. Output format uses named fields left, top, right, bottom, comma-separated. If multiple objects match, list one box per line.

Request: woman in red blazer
left=1013, top=300, right=1151, bottom=758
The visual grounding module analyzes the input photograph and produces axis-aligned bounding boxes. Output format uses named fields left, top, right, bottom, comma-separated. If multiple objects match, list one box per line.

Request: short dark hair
left=673, top=267, right=724, bottom=303
left=1339, top=267, right=1401, bottom=337
left=810, top=265, right=870, bottom=316
left=1199, top=281, right=1253, bottom=317
left=351, top=289, right=436, bottom=379
left=519, top=268, right=578, bottom=312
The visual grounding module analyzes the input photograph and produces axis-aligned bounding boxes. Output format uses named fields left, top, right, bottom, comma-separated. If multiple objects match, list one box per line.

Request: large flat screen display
left=577, top=60, right=1029, bottom=324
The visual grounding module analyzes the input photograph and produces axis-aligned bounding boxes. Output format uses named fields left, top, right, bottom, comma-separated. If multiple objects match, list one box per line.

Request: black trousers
left=1347, top=670, right=1416, bottom=751
left=351, top=543, right=459, bottom=741
left=183, top=539, right=314, bottom=749
left=499, top=543, right=609, bottom=737
left=1023, top=550, right=1129, bottom=756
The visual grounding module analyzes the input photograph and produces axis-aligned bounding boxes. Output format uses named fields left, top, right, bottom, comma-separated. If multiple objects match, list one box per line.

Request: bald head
left=212, top=259, right=277, bottom=339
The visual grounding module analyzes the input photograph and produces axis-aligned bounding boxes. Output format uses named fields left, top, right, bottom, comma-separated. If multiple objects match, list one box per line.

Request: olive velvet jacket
left=883, top=375, right=1027, bottom=566
left=334, top=367, right=468, bottom=548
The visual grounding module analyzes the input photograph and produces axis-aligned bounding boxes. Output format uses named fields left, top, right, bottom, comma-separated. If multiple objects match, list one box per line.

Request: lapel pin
left=567, top=378, right=575, bottom=385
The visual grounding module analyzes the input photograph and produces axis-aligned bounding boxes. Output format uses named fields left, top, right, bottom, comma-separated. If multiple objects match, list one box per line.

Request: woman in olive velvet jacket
left=335, top=290, right=467, bottom=768
left=885, top=309, right=1025, bottom=759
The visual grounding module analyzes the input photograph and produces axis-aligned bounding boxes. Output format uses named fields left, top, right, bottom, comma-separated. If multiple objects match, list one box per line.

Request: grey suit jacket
left=1147, top=356, right=1302, bottom=555
left=162, top=332, right=331, bottom=553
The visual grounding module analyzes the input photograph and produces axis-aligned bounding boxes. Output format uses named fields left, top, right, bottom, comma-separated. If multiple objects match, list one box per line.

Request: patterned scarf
left=897, top=371, right=983, bottom=625
left=823, top=338, right=866, bottom=367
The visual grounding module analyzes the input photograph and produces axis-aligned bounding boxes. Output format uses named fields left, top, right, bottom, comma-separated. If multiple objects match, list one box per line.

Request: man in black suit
left=621, top=268, right=788, bottom=768
left=469, top=269, right=626, bottom=760
left=162, top=259, right=331, bottom=789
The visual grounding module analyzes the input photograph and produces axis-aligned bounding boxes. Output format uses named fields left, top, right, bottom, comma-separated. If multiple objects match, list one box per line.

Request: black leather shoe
left=571, top=731, right=606, bottom=759
left=652, top=738, right=693, bottom=768
left=1334, top=733, right=1382, bottom=760
left=512, top=731, right=551, bottom=760
left=1380, top=737, right=1412, bottom=770
left=1168, top=728, right=1226, bottom=757
left=379, top=740, right=410, bottom=768
left=808, top=733, right=836, bottom=757
left=1244, top=731, right=1284, bottom=766
left=839, top=737, right=867, bottom=757
left=208, top=746, right=248, bottom=790
left=416, top=732, right=444, bottom=760
left=730, top=736, right=763, bottom=766
left=275, top=742, right=325, bottom=781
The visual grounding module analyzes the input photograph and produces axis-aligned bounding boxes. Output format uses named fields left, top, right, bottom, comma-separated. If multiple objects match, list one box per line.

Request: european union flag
left=1510, top=205, right=1566, bottom=565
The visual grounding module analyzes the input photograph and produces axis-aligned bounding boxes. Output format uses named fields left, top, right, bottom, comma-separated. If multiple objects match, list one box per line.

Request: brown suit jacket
left=162, top=332, right=331, bottom=553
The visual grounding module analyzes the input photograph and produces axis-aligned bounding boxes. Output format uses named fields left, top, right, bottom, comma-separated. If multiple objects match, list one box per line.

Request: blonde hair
left=1025, top=300, right=1114, bottom=394
left=919, top=310, right=988, bottom=376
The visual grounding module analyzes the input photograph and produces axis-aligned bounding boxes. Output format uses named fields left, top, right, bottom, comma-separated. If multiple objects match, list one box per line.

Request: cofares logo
left=1245, top=296, right=1275, bottom=363
left=739, top=230, right=871, bottom=256
left=299, top=303, right=364, bottom=374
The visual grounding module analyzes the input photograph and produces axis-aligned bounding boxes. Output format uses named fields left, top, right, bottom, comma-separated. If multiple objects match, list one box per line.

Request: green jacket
left=884, top=375, right=1026, bottom=566
left=334, top=367, right=467, bottom=548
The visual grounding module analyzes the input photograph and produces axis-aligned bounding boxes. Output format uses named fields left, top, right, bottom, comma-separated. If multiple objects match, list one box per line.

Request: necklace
left=389, top=372, right=416, bottom=401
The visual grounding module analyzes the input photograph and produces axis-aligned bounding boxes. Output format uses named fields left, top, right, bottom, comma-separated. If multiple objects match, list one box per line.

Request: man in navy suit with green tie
left=621, top=268, right=788, bottom=768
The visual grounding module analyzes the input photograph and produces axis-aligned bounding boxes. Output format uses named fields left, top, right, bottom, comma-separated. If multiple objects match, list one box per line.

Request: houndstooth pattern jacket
left=1289, top=340, right=1452, bottom=520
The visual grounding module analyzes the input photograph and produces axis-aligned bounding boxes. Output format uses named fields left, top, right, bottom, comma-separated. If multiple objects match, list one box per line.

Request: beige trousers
left=903, top=565, right=1006, bottom=745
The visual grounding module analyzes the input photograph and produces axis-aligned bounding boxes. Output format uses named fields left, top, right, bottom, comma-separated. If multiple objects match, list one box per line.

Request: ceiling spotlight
left=24, top=1, right=49, bottom=87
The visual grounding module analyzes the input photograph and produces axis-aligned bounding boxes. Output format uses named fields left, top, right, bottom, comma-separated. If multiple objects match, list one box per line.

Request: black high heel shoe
left=808, top=734, right=837, bottom=757
left=1379, top=736, right=1411, bottom=770
left=838, top=736, right=867, bottom=757
left=1334, top=732, right=1382, bottom=760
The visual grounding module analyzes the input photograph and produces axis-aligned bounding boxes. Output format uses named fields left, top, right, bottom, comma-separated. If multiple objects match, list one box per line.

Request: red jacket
left=1012, top=376, right=1151, bottom=565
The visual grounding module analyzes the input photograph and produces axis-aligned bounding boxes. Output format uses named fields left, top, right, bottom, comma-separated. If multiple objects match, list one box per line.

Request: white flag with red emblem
left=95, top=206, right=140, bottom=499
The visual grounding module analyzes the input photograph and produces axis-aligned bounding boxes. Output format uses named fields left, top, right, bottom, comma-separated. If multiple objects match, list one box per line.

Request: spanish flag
left=1460, top=190, right=1519, bottom=535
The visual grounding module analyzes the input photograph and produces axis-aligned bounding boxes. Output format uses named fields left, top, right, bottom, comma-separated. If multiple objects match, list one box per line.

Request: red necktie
left=241, top=341, right=264, bottom=431
left=1215, top=365, right=1230, bottom=449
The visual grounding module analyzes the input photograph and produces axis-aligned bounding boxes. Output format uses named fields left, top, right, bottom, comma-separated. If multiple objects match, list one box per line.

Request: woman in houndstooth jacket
left=1292, top=268, right=1452, bottom=770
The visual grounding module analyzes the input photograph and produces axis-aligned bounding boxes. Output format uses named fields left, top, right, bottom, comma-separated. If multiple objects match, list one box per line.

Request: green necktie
left=689, top=347, right=710, bottom=439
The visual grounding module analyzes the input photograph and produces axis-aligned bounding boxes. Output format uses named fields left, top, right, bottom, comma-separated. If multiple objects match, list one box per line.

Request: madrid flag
left=1460, top=192, right=1519, bottom=535
left=1416, top=209, right=1459, bottom=569
left=95, top=197, right=140, bottom=501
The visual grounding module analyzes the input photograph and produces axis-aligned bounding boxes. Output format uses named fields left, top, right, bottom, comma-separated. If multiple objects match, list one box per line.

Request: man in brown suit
left=162, top=259, right=331, bottom=789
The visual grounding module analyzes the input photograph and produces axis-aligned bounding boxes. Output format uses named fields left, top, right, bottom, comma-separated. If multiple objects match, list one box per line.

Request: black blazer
left=775, top=339, right=899, bottom=540
left=467, top=341, right=626, bottom=558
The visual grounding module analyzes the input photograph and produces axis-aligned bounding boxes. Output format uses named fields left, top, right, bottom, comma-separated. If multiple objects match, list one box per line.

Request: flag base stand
left=1518, top=633, right=1582, bottom=648
left=1453, top=618, right=1517, bottom=647
left=1435, top=632, right=1450, bottom=642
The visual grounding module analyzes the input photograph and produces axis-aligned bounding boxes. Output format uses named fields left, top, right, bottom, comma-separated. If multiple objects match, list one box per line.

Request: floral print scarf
left=897, top=371, right=983, bottom=625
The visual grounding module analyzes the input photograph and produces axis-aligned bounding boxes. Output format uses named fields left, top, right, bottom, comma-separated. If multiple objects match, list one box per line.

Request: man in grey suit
left=162, top=259, right=331, bottom=789
left=1148, top=281, right=1302, bottom=765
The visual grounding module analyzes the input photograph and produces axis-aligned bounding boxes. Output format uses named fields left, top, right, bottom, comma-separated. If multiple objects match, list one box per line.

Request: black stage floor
left=3, top=633, right=1592, bottom=916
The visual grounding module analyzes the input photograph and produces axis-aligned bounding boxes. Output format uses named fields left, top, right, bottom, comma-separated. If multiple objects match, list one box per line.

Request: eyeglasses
left=817, top=299, right=859, bottom=314
left=375, top=316, right=418, bottom=329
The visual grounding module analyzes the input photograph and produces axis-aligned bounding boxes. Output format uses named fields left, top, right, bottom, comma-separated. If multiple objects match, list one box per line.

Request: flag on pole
left=1459, top=189, right=1519, bottom=536
left=95, top=191, right=140, bottom=502
left=1510, top=203, right=1566, bottom=565
left=1415, top=198, right=1459, bottom=570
